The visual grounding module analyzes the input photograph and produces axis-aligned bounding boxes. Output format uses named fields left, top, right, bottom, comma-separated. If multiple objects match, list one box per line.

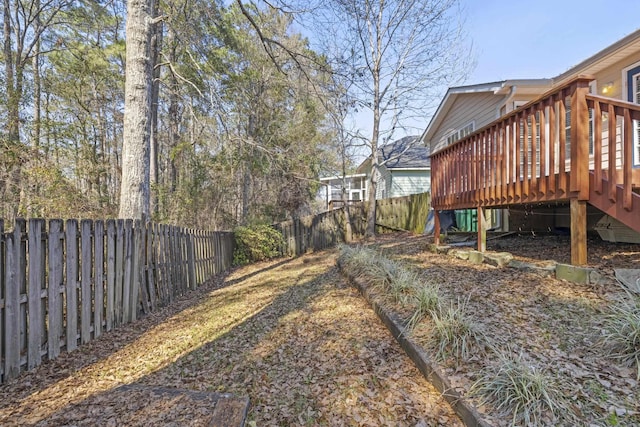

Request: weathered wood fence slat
left=0, top=219, right=235, bottom=384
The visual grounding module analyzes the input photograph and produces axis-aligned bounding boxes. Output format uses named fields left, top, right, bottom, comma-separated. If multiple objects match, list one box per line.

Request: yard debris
left=0, top=251, right=462, bottom=426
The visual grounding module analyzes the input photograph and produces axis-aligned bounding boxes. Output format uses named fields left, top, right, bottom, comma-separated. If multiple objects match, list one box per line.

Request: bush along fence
left=0, top=218, right=234, bottom=383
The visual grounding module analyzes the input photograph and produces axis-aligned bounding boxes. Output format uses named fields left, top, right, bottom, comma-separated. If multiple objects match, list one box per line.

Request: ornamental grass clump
left=428, top=298, right=484, bottom=363
left=406, top=283, right=441, bottom=331
left=470, top=350, right=565, bottom=426
left=338, top=244, right=403, bottom=290
left=601, top=296, right=640, bottom=379
left=338, top=245, right=378, bottom=278
left=388, top=268, right=418, bottom=305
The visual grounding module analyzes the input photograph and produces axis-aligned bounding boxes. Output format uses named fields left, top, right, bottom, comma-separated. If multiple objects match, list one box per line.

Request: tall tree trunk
left=3, top=0, right=20, bottom=221
left=119, top=0, right=153, bottom=219
left=33, top=0, right=41, bottom=150
left=149, top=0, right=162, bottom=217
left=166, top=28, right=179, bottom=195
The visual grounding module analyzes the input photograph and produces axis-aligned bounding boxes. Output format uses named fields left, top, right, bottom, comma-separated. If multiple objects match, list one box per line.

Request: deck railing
left=430, top=75, right=640, bottom=214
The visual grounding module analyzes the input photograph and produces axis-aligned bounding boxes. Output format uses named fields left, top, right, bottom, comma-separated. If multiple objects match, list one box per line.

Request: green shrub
left=428, top=298, right=485, bottom=363
left=406, top=283, right=441, bottom=331
left=233, top=225, right=284, bottom=265
left=602, top=296, right=640, bottom=379
left=470, top=349, right=565, bottom=426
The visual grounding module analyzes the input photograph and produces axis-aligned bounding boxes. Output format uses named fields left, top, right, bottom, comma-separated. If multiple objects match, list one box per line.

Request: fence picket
left=114, top=220, right=124, bottom=326
left=122, top=220, right=133, bottom=324
left=94, top=221, right=104, bottom=338
left=27, top=219, right=44, bottom=369
left=65, top=219, right=79, bottom=352
left=138, top=221, right=150, bottom=315
left=4, top=224, right=20, bottom=380
left=80, top=220, right=93, bottom=344
left=47, top=219, right=64, bottom=359
left=106, top=220, right=116, bottom=331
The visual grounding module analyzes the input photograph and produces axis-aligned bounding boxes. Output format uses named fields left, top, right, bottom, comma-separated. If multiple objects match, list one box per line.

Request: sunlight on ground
left=0, top=256, right=318, bottom=424
left=0, top=249, right=461, bottom=426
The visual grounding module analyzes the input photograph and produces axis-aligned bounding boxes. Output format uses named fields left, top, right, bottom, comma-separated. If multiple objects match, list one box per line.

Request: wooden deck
left=430, top=75, right=640, bottom=265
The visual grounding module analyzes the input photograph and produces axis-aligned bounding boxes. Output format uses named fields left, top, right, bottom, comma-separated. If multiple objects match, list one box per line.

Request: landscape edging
left=337, top=260, right=493, bottom=427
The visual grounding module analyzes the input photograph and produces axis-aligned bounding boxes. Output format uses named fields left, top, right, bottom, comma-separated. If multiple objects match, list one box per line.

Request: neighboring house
left=357, top=136, right=431, bottom=200
left=318, top=174, right=367, bottom=210
left=422, top=28, right=640, bottom=265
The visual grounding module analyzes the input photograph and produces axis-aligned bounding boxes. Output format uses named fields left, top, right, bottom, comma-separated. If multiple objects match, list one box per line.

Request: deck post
left=570, top=77, right=592, bottom=200
left=433, top=210, right=440, bottom=245
left=570, top=198, right=587, bottom=265
left=477, top=207, right=486, bottom=253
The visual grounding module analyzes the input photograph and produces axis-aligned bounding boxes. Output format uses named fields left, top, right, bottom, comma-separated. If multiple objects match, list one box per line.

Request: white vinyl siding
left=431, top=93, right=504, bottom=153
left=388, top=171, right=431, bottom=198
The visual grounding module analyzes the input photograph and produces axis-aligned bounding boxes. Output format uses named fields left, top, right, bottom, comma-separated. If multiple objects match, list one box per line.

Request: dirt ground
left=0, top=250, right=462, bottom=426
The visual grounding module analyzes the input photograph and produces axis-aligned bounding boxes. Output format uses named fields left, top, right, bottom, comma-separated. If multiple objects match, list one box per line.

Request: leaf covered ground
left=0, top=251, right=462, bottom=426
left=360, top=232, right=640, bottom=426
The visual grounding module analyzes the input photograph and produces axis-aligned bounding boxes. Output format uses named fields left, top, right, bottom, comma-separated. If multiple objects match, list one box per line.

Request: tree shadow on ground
left=0, top=255, right=301, bottom=422
left=0, top=255, right=336, bottom=425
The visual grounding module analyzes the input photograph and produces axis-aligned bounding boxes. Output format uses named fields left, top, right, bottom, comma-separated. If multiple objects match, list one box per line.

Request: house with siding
left=318, top=174, right=368, bottom=210
left=357, top=136, right=431, bottom=200
left=422, top=80, right=553, bottom=231
left=422, top=28, right=640, bottom=264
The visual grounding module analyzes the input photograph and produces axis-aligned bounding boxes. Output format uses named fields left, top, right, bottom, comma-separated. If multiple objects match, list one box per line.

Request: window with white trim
left=446, top=122, right=475, bottom=145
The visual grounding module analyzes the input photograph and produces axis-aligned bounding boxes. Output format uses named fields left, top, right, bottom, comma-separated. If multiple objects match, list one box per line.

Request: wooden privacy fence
left=0, top=218, right=234, bottom=383
left=376, top=192, right=431, bottom=234
left=275, top=205, right=366, bottom=256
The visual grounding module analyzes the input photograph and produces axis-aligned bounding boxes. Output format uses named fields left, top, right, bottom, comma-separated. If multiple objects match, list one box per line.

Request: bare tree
left=312, top=0, right=472, bottom=237
left=119, top=0, right=156, bottom=218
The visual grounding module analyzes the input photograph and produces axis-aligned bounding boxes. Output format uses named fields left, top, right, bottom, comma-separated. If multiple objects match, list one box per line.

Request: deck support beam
left=477, top=207, right=486, bottom=253
left=570, top=199, right=587, bottom=265
left=433, top=210, right=440, bottom=246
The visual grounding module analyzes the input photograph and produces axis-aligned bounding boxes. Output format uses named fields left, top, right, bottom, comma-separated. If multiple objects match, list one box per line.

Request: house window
left=627, top=65, right=640, bottom=167
left=446, top=122, right=475, bottom=145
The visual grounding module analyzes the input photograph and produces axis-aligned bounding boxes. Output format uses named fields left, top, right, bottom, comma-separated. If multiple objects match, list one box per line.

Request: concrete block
left=556, top=263, right=594, bottom=284
left=468, top=250, right=484, bottom=264
left=427, top=244, right=451, bottom=255
left=507, top=259, right=556, bottom=277
left=450, top=249, right=470, bottom=260
left=483, top=252, right=513, bottom=268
